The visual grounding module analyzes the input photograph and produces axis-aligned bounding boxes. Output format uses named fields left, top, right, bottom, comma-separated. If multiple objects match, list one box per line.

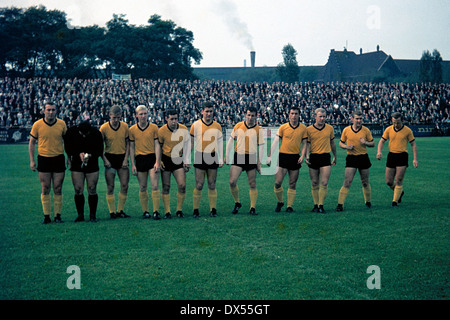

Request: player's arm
left=339, top=140, right=353, bottom=150
left=266, top=135, right=280, bottom=166
left=130, top=140, right=137, bottom=175
left=154, top=139, right=161, bottom=172
left=225, top=136, right=234, bottom=165
left=257, top=141, right=265, bottom=174
left=299, top=138, right=308, bottom=164
left=217, top=135, right=224, bottom=167
left=122, top=138, right=130, bottom=168
left=183, top=130, right=191, bottom=171
left=410, top=140, right=418, bottom=168
left=28, top=135, right=37, bottom=171
left=376, top=138, right=386, bottom=160
left=331, top=138, right=337, bottom=165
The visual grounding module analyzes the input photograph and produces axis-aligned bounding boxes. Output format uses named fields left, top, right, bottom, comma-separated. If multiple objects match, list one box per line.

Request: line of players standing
left=28, top=101, right=418, bottom=224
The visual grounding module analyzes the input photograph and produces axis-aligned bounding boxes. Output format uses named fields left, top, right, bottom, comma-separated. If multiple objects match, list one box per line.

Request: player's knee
left=178, top=184, right=186, bottom=193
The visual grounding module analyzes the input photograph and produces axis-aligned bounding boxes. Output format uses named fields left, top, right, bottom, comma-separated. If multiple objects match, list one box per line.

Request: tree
left=276, top=43, right=300, bottom=83
left=420, top=49, right=443, bottom=83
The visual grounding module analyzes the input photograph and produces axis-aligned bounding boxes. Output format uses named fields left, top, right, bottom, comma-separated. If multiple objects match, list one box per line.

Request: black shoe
left=232, top=202, right=242, bottom=214
left=318, top=205, right=326, bottom=214
left=311, top=205, right=319, bottom=212
left=117, top=210, right=130, bottom=218
left=153, top=211, right=161, bottom=220
left=286, top=207, right=294, bottom=213
left=176, top=211, right=184, bottom=218
left=336, top=204, right=343, bottom=212
left=193, top=209, right=200, bottom=218
left=392, top=201, right=398, bottom=207
left=74, top=215, right=85, bottom=222
left=275, top=202, right=284, bottom=212
left=164, top=212, right=172, bottom=219
left=42, top=215, right=51, bottom=224
left=210, top=208, right=218, bottom=217
left=249, top=207, right=258, bottom=215
left=54, top=214, right=64, bottom=223
left=398, top=191, right=405, bottom=203
left=365, top=202, right=372, bottom=208
left=143, top=211, right=151, bottom=219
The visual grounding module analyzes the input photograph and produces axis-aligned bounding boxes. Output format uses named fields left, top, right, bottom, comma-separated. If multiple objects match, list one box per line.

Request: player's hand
left=154, top=162, right=161, bottom=173
left=30, top=160, right=37, bottom=172
left=376, top=152, right=382, bottom=160
left=298, top=156, right=304, bottom=164
left=131, top=165, right=137, bottom=176
left=413, top=160, right=418, bottom=168
left=266, top=156, right=272, bottom=166
left=305, top=158, right=310, bottom=166
left=257, top=162, right=261, bottom=174
left=103, top=158, right=111, bottom=168
left=184, top=164, right=190, bottom=172
left=347, top=144, right=354, bottom=150
left=331, top=156, right=336, bottom=166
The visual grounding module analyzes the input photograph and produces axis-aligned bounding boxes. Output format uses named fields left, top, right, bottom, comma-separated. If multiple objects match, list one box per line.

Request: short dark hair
left=246, top=106, right=258, bottom=114
left=392, top=112, right=402, bottom=120
left=289, top=107, right=300, bottom=113
left=165, top=108, right=179, bottom=117
left=352, top=110, right=363, bottom=117
left=201, top=101, right=215, bottom=110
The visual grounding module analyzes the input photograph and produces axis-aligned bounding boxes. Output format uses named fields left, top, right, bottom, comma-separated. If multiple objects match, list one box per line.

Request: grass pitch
left=0, top=137, right=449, bottom=300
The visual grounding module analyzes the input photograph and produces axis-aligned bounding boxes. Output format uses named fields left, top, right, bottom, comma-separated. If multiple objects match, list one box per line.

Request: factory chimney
left=250, top=51, right=255, bottom=68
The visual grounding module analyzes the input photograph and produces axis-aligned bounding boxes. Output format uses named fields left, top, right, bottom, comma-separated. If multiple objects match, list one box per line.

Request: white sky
left=1, top=0, right=449, bottom=67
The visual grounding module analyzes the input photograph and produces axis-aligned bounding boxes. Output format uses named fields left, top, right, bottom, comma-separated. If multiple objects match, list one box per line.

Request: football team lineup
left=28, top=102, right=418, bottom=223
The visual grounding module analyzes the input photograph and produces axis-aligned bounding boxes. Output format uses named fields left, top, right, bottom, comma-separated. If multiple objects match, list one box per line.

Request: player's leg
left=116, top=167, right=130, bottom=217
left=149, top=167, right=161, bottom=219
left=51, top=171, right=65, bottom=222
left=229, top=165, right=243, bottom=213
left=193, top=168, right=206, bottom=217
left=246, top=168, right=258, bottom=215
left=309, top=167, right=320, bottom=211
left=172, top=167, right=186, bottom=217
left=85, top=171, right=99, bottom=221
left=393, top=166, right=407, bottom=205
left=336, top=167, right=357, bottom=211
left=273, top=167, right=287, bottom=212
left=359, top=168, right=371, bottom=208
left=286, top=169, right=299, bottom=212
left=105, top=168, right=117, bottom=218
left=71, top=171, right=86, bottom=221
left=161, top=170, right=172, bottom=217
left=206, top=168, right=218, bottom=216
left=38, top=172, right=53, bottom=223
left=137, top=171, right=150, bottom=217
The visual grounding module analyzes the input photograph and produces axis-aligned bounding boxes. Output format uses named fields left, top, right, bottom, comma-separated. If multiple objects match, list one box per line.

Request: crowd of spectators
left=1, top=77, right=449, bottom=130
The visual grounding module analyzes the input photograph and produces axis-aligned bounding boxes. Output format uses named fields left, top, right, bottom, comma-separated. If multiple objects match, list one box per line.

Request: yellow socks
left=53, top=194, right=62, bottom=217
left=249, top=188, right=258, bottom=208
left=230, top=185, right=240, bottom=203
left=176, top=192, right=185, bottom=212
left=152, top=190, right=160, bottom=212
left=311, top=185, right=319, bottom=205
left=274, top=186, right=283, bottom=202
left=106, top=194, right=115, bottom=213
left=208, top=189, right=217, bottom=210
left=41, top=194, right=51, bottom=216
left=363, top=185, right=371, bottom=203
left=287, top=188, right=296, bottom=208
left=318, top=185, right=328, bottom=205
left=162, top=193, right=170, bottom=213
left=338, top=187, right=349, bottom=205
left=139, top=191, right=149, bottom=212
left=393, top=186, right=403, bottom=202
left=193, top=188, right=202, bottom=210
left=117, top=192, right=127, bottom=212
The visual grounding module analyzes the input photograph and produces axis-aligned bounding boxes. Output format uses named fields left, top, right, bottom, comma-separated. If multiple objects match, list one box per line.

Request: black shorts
left=70, top=156, right=100, bottom=174
left=105, top=153, right=127, bottom=170
left=194, top=151, right=219, bottom=170
left=386, top=152, right=409, bottom=168
left=135, top=154, right=156, bottom=172
left=161, top=154, right=184, bottom=172
left=233, top=153, right=257, bottom=171
left=37, top=154, right=66, bottom=173
left=308, top=153, right=331, bottom=170
left=278, top=153, right=301, bottom=171
left=346, top=154, right=371, bottom=170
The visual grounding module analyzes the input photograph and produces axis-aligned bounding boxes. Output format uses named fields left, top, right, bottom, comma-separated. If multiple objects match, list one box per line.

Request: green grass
left=0, top=137, right=449, bottom=300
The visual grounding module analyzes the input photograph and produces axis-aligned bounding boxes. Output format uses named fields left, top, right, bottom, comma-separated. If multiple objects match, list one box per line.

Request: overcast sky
left=1, top=0, right=449, bottom=67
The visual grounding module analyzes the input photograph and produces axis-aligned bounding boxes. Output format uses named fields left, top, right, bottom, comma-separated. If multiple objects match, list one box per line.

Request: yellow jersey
left=190, top=119, right=223, bottom=153
left=30, top=118, right=67, bottom=157
left=158, top=123, right=189, bottom=157
left=381, top=125, right=415, bottom=153
left=277, top=122, right=307, bottom=154
left=340, top=125, right=374, bottom=156
left=306, top=123, right=335, bottom=154
left=129, top=123, right=159, bottom=156
left=99, top=121, right=129, bottom=154
left=231, top=121, right=264, bottom=155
